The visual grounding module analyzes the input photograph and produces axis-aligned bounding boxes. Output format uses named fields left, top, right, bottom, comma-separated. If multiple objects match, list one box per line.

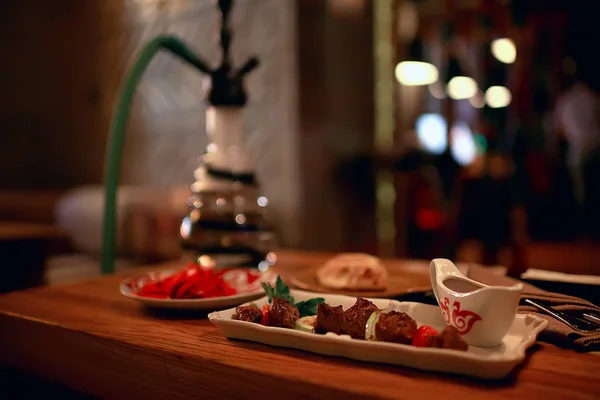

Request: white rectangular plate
left=208, top=290, right=548, bottom=380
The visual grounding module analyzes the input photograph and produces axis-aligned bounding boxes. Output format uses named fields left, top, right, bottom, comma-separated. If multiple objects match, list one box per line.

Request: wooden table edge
left=0, top=311, right=376, bottom=400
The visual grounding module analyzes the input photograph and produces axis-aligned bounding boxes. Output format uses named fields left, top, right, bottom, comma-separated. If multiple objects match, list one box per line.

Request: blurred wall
left=0, top=0, right=301, bottom=246
left=296, top=0, right=375, bottom=251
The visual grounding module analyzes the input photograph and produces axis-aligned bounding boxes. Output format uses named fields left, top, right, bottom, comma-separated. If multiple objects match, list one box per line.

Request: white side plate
left=120, top=269, right=272, bottom=310
left=209, top=290, right=548, bottom=380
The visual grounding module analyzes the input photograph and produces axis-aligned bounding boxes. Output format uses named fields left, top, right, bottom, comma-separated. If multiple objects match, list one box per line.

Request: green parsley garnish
left=261, top=276, right=325, bottom=318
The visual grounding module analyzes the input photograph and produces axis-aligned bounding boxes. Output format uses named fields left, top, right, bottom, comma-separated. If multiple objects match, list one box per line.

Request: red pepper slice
left=188, top=275, right=221, bottom=298
left=160, top=270, right=188, bottom=297
left=135, top=264, right=246, bottom=300
left=261, top=304, right=270, bottom=326
left=246, top=270, right=260, bottom=284
left=138, top=281, right=166, bottom=297
left=174, top=276, right=202, bottom=299
left=201, top=284, right=224, bottom=298
left=140, top=293, right=169, bottom=299
left=173, top=267, right=208, bottom=298
left=184, top=262, right=198, bottom=270
left=219, top=281, right=237, bottom=297
left=202, top=281, right=237, bottom=298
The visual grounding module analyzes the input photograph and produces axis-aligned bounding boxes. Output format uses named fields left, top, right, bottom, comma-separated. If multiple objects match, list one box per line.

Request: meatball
left=269, top=297, right=300, bottom=328
left=342, top=297, right=379, bottom=339
left=235, top=304, right=262, bottom=324
left=428, top=325, right=469, bottom=351
left=374, top=311, right=418, bottom=344
left=316, top=303, right=345, bottom=334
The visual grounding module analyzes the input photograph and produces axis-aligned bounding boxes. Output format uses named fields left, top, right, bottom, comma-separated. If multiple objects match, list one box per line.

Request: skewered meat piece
left=315, top=303, right=345, bottom=334
left=428, top=325, right=469, bottom=351
left=235, top=304, right=262, bottom=323
left=269, top=297, right=300, bottom=328
left=374, top=311, right=418, bottom=344
left=342, top=297, right=379, bottom=339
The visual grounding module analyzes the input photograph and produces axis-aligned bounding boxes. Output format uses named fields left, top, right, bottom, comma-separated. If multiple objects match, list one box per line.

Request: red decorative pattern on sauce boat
left=439, top=298, right=482, bottom=335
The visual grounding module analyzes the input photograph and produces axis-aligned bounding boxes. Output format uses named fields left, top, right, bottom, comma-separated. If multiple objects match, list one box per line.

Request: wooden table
left=0, top=222, right=69, bottom=293
left=1, top=251, right=599, bottom=399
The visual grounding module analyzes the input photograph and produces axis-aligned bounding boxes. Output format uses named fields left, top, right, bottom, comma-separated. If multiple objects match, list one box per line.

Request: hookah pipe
left=101, top=0, right=258, bottom=274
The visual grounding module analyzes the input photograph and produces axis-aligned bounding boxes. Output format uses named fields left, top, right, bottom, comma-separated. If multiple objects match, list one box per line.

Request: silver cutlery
left=524, top=299, right=600, bottom=332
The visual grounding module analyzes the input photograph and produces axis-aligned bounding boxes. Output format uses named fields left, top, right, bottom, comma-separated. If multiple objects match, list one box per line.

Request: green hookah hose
left=101, top=35, right=210, bottom=275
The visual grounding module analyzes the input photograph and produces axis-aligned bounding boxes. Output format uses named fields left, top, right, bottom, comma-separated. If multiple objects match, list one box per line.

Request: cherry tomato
left=261, top=304, right=271, bottom=326
left=412, top=325, right=439, bottom=347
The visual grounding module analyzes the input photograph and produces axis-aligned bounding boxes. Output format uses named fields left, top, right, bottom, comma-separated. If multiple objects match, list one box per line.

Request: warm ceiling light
left=397, top=38, right=439, bottom=86
left=395, top=61, right=439, bottom=86
left=491, top=38, right=516, bottom=64
left=485, top=86, right=512, bottom=108
left=447, top=76, right=478, bottom=100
